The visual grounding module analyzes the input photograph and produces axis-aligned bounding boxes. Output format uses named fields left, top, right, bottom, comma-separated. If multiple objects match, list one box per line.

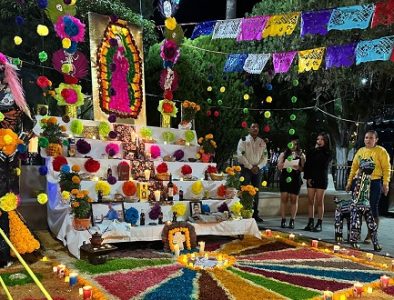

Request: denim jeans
left=369, top=179, right=382, bottom=218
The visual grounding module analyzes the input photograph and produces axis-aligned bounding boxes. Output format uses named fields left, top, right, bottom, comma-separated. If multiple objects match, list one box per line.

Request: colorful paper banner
left=223, top=53, right=248, bottom=72
left=273, top=51, right=297, bottom=73
left=262, top=12, right=300, bottom=38
left=356, top=36, right=394, bottom=65
left=301, top=9, right=332, bottom=36
left=371, top=0, right=394, bottom=28
left=325, top=43, right=357, bottom=69
left=237, top=16, right=269, bottom=41
left=243, top=54, right=271, bottom=74
left=212, top=19, right=242, bottom=39
left=298, top=47, right=325, bottom=73
left=191, top=21, right=216, bottom=40
left=328, top=4, right=375, bottom=31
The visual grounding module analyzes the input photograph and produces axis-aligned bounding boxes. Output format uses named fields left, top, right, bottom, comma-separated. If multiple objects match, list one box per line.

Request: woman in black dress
left=277, top=139, right=305, bottom=229
left=303, top=132, right=332, bottom=232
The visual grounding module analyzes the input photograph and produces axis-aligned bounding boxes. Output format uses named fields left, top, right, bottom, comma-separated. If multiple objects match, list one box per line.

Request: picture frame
left=90, top=202, right=125, bottom=226
left=189, top=201, right=202, bottom=217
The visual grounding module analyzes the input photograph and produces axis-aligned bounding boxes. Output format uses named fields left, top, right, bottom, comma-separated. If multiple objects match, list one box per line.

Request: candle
left=173, top=244, right=180, bottom=258
left=83, top=286, right=93, bottom=300
left=380, top=275, right=390, bottom=288
left=339, top=295, right=346, bottom=300
left=323, top=290, right=333, bottom=300
left=392, top=260, right=394, bottom=271
left=265, top=229, right=272, bottom=237
left=64, top=276, right=70, bottom=283
left=333, top=245, right=340, bottom=252
left=353, top=282, right=363, bottom=297
left=366, top=253, right=374, bottom=261
left=79, top=288, right=83, bottom=296
left=180, top=177, right=184, bottom=182
left=186, top=142, right=190, bottom=146
left=191, top=253, right=196, bottom=260
left=289, top=233, right=295, bottom=240
left=217, top=254, right=223, bottom=261
left=367, top=287, right=373, bottom=294
left=57, top=264, right=66, bottom=278
left=69, top=272, right=78, bottom=287
left=311, top=240, right=318, bottom=248
left=301, top=242, right=306, bottom=246
left=41, top=256, right=48, bottom=262
left=144, top=169, right=151, bottom=181
left=204, top=253, right=209, bottom=259
left=52, top=266, right=58, bottom=273
left=182, top=256, right=188, bottom=264
left=199, top=241, right=205, bottom=254
left=154, top=190, right=161, bottom=202
left=188, top=262, right=193, bottom=268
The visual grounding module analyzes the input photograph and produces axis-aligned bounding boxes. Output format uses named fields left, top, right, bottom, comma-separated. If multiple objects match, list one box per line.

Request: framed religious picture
left=91, top=202, right=125, bottom=225
left=189, top=201, right=202, bottom=217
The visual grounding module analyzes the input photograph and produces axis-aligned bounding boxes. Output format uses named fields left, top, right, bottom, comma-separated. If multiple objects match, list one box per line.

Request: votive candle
left=353, top=282, right=363, bottom=297
left=173, top=244, right=180, bottom=258
left=323, top=290, right=333, bottom=300
left=154, top=190, right=161, bottom=202
left=289, top=233, right=295, bottom=240
left=367, top=287, right=373, bottom=294
left=333, top=245, right=340, bottom=252
left=199, top=241, right=205, bottom=254
left=144, top=169, right=151, bottom=181
left=69, top=272, right=78, bottom=287
left=311, top=240, right=318, bottom=248
left=83, top=286, right=93, bottom=300
left=265, top=229, right=272, bottom=237
left=380, top=275, right=390, bottom=288
left=366, top=253, right=374, bottom=261
left=64, top=276, right=70, bottom=283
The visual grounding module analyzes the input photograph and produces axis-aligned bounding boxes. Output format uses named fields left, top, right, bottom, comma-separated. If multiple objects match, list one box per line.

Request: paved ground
left=259, top=214, right=394, bottom=256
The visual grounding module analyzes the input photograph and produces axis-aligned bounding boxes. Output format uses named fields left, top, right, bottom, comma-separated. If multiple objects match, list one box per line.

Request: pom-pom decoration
left=98, top=121, right=111, bottom=138
left=62, top=38, right=72, bottom=49
left=230, top=202, right=243, bottom=215
left=76, top=139, right=91, bottom=154
left=15, top=16, right=24, bottom=26
left=184, top=130, right=195, bottom=143
left=124, top=207, right=139, bottom=225
left=36, top=76, right=51, bottom=89
left=263, top=125, right=270, bottom=133
left=37, top=0, right=48, bottom=9
left=122, top=181, right=136, bottom=197
left=264, top=111, right=271, bottom=118
left=156, top=162, right=168, bottom=174
left=191, top=180, right=203, bottom=195
left=290, top=114, right=297, bottom=121
left=291, top=96, right=298, bottom=103
left=108, top=114, right=117, bottom=123
left=70, top=119, right=84, bottom=135
left=162, top=131, right=175, bottom=143
left=243, top=94, right=250, bottom=100
left=14, top=36, right=23, bottom=45
left=160, top=39, right=180, bottom=64
left=52, top=156, right=68, bottom=172
left=218, top=202, right=229, bottom=212
left=108, top=131, right=118, bottom=140
left=220, top=86, right=226, bottom=93
left=158, top=100, right=178, bottom=117
left=105, top=143, right=120, bottom=157
left=149, top=203, right=162, bottom=220
left=202, top=204, right=210, bottom=214
left=37, top=24, right=49, bottom=36
left=39, top=166, right=48, bottom=176
left=241, top=121, right=248, bottom=128
left=171, top=202, right=186, bottom=216
left=60, top=164, right=70, bottom=173
left=165, top=17, right=177, bottom=30
left=37, top=193, right=48, bottom=205
left=17, top=144, right=27, bottom=154
left=54, top=83, right=84, bottom=106
left=266, top=96, right=273, bottom=103
left=0, top=112, right=4, bottom=122
left=217, top=184, right=226, bottom=198
left=38, top=51, right=48, bottom=62
left=150, top=145, right=161, bottom=159
left=84, top=158, right=100, bottom=173
left=173, top=149, right=184, bottom=161
left=54, top=15, right=85, bottom=42
left=139, top=127, right=153, bottom=140
left=0, top=192, right=18, bottom=211
left=107, top=175, right=117, bottom=185
left=181, top=164, right=192, bottom=176
left=95, top=181, right=111, bottom=196
left=0, top=129, right=23, bottom=155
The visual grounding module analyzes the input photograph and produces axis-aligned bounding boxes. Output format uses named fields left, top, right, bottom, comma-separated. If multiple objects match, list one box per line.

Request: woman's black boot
left=288, top=219, right=295, bottom=229
left=280, top=218, right=286, bottom=228
left=304, top=218, right=314, bottom=231
left=312, top=219, right=322, bottom=232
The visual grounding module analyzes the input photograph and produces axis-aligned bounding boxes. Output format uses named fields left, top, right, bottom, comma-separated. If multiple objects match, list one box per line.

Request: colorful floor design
left=72, top=236, right=394, bottom=300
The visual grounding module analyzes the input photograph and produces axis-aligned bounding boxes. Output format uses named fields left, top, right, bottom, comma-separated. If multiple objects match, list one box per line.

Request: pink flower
left=160, top=40, right=180, bottom=63
left=61, top=88, right=78, bottom=104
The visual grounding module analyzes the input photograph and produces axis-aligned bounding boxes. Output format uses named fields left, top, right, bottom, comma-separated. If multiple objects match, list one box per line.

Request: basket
left=156, top=173, right=170, bottom=181
left=46, top=143, right=62, bottom=157
left=210, top=173, right=224, bottom=181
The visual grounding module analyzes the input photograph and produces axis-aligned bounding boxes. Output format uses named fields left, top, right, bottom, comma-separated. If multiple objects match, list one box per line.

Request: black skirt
left=279, top=169, right=303, bottom=195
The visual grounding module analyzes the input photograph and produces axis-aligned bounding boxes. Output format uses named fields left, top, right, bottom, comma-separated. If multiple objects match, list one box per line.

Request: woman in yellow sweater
left=346, top=130, right=391, bottom=243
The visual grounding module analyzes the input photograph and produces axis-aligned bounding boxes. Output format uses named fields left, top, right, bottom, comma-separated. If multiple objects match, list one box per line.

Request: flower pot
left=201, top=153, right=211, bottom=163
left=72, top=217, right=91, bottom=231
left=225, top=187, right=237, bottom=199
left=46, top=143, right=62, bottom=157
left=241, top=209, right=254, bottom=219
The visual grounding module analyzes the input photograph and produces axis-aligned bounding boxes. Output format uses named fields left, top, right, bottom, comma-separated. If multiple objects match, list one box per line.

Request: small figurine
left=140, top=210, right=145, bottom=226
left=158, top=212, right=163, bottom=224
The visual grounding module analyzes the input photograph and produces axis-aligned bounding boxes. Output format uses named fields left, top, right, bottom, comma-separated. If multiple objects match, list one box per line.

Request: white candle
left=333, top=245, right=340, bottom=252
left=199, top=241, right=205, bottom=253
left=190, top=253, right=196, bottom=260
left=380, top=275, right=390, bottom=288
left=367, top=287, right=373, bottom=293
left=311, top=240, right=318, bottom=248
left=144, top=169, right=151, bottom=181
left=204, top=253, right=209, bottom=259
left=173, top=244, right=180, bottom=257
left=52, top=266, right=58, bottom=273
left=323, top=290, right=333, bottom=300
left=366, top=253, right=374, bottom=261
left=180, top=177, right=184, bottom=181
left=154, top=190, right=161, bottom=202
left=289, top=233, right=295, bottom=240
left=79, top=288, right=83, bottom=296
left=265, top=229, right=272, bottom=237
left=217, top=254, right=223, bottom=261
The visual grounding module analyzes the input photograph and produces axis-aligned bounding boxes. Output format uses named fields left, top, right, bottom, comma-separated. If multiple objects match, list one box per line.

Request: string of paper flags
left=191, top=0, right=394, bottom=40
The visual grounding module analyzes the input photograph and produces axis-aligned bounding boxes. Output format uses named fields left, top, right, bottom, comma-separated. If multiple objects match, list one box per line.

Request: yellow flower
left=95, top=181, right=111, bottom=196
left=61, top=191, right=70, bottom=200
left=37, top=193, right=48, bottom=205
left=234, top=166, right=241, bottom=172
left=0, top=193, right=18, bottom=211
left=71, top=189, right=79, bottom=195
left=15, top=168, right=21, bottom=176
left=71, top=165, right=81, bottom=172
left=72, top=176, right=80, bottom=184
left=165, top=17, right=177, bottom=30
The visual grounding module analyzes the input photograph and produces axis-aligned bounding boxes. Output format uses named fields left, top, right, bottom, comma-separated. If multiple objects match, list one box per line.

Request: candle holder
left=177, top=252, right=236, bottom=271
left=353, top=282, right=363, bottom=297
left=265, top=229, right=272, bottom=237
left=311, top=240, right=318, bottom=248
left=83, top=285, right=93, bottom=300
left=69, top=272, right=78, bottom=287
left=289, top=233, right=295, bottom=240
left=198, top=241, right=205, bottom=254
left=323, top=290, right=333, bottom=300
left=380, top=275, right=390, bottom=288
left=366, top=253, right=374, bottom=261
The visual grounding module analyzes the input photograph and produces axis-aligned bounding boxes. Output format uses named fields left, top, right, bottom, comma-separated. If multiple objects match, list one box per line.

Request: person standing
left=237, top=123, right=268, bottom=222
left=303, top=132, right=332, bottom=232
left=346, top=130, right=391, bottom=243
left=277, top=139, right=305, bottom=229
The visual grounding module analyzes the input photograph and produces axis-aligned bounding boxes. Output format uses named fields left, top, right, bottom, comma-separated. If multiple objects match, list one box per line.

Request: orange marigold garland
left=9, top=211, right=40, bottom=255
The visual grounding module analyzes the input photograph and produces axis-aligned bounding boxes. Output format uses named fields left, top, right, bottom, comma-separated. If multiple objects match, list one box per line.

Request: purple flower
left=149, top=203, right=162, bottom=220
left=108, top=131, right=118, bottom=140
left=15, top=16, right=24, bottom=26
left=107, top=175, right=117, bottom=185
left=76, top=139, right=91, bottom=154
left=108, top=114, right=117, bottom=123
left=173, top=149, right=184, bottom=161
left=218, top=202, right=229, bottom=213
left=37, top=0, right=48, bottom=9
left=39, top=166, right=48, bottom=176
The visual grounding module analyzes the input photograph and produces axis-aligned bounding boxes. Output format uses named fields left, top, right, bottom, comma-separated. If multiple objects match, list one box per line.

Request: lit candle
left=289, top=233, right=295, bottom=240
left=265, top=229, right=272, bottom=237
left=333, top=245, right=340, bottom=252
left=52, top=266, right=58, bottom=273
left=217, top=254, right=223, bottom=261
left=339, top=295, right=346, bottom=300
left=64, top=276, right=70, bottom=283
left=180, top=177, right=184, bottom=182
left=41, top=256, right=48, bottom=262
left=199, top=241, right=205, bottom=254
left=204, top=253, right=209, bottom=259
left=173, top=244, right=180, bottom=258
left=92, top=176, right=99, bottom=182
left=191, top=253, right=196, bottom=260
left=366, top=253, right=374, bottom=261
left=353, top=282, right=363, bottom=297
left=69, top=272, right=78, bottom=287
left=301, top=242, right=306, bottom=246
left=323, top=290, right=333, bottom=300
left=311, top=240, right=318, bottom=248
left=83, top=285, right=93, bottom=300
left=182, top=256, right=188, bottom=264
left=186, top=142, right=190, bottom=146
left=154, top=190, right=161, bottom=202
left=144, top=169, right=151, bottom=181
left=188, top=262, right=194, bottom=268
left=380, top=275, right=390, bottom=288
left=367, top=287, right=373, bottom=294
left=79, top=288, right=83, bottom=296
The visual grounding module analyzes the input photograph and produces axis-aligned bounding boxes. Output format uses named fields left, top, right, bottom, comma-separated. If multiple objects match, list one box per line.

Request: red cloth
left=371, top=0, right=394, bottom=28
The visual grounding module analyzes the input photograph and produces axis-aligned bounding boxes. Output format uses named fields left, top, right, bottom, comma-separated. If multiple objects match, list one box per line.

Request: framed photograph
left=189, top=201, right=202, bottom=217
left=91, top=202, right=125, bottom=225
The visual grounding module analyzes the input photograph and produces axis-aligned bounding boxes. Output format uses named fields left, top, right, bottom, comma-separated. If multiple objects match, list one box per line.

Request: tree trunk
left=226, top=0, right=237, bottom=19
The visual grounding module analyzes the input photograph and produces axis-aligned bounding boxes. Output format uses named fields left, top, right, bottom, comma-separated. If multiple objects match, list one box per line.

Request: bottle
left=167, top=174, right=174, bottom=202
left=140, top=210, right=145, bottom=226
left=172, top=211, right=177, bottom=222
left=204, top=169, right=209, bottom=181
left=97, top=190, right=103, bottom=203
left=107, top=167, right=112, bottom=178
left=158, top=212, right=163, bottom=225
left=179, top=189, right=184, bottom=201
